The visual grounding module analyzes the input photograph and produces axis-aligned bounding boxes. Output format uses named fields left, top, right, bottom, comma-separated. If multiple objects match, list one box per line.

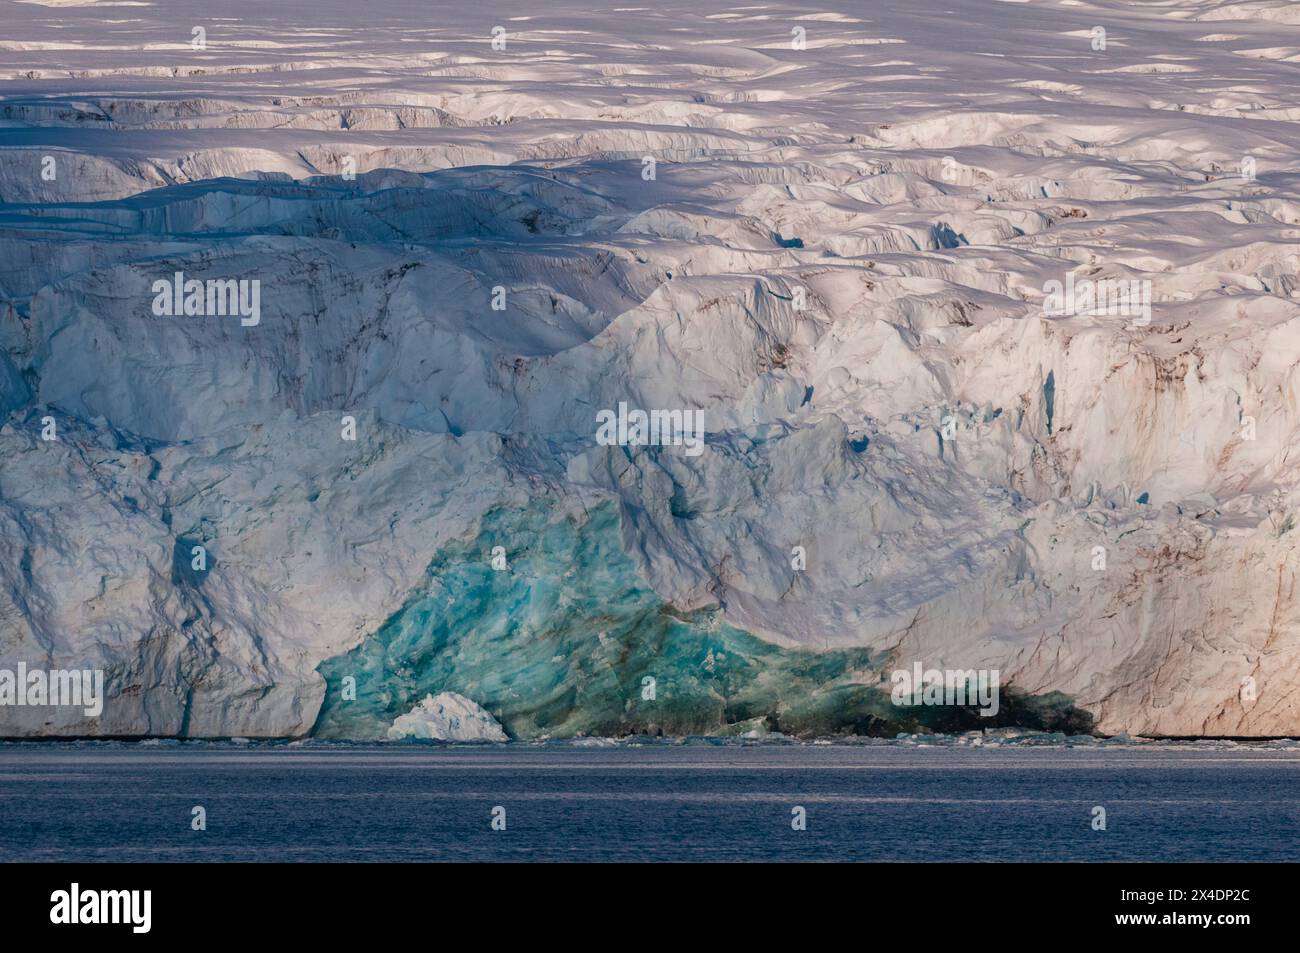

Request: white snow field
left=1, top=0, right=1298, bottom=738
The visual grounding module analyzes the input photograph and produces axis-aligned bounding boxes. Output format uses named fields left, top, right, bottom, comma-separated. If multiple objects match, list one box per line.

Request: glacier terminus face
left=1, top=0, right=1299, bottom=740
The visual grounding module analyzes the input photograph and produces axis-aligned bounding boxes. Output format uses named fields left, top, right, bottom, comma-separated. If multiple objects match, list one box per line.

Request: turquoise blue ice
left=313, top=501, right=901, bottom=738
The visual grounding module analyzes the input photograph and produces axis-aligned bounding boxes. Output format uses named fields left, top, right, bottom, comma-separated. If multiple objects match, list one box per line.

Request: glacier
left=1, top=0, right=1299, bottom=739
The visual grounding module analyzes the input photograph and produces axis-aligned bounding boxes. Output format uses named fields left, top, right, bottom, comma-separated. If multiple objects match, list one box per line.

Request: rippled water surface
left=2, top=744, right=1297, bottom=862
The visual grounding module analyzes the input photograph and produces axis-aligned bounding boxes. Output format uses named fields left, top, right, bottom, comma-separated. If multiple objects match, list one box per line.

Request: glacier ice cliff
left=1, top=0, right=1299, bottom=738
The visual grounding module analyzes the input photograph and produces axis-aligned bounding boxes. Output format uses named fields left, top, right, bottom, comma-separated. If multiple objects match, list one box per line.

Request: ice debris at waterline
left=385, top=693, right=508, bottom=743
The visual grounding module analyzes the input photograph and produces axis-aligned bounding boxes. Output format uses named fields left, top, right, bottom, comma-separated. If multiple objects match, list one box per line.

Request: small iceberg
left=386, top=692, right=508, bottom=742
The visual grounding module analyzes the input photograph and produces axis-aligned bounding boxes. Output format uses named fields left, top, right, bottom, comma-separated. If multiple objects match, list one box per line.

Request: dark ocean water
left=1, top=743, right=1297, bottom=862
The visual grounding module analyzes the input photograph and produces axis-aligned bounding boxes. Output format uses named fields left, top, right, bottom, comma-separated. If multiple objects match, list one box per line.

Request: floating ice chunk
left=386, top=692, right=508, bottom=742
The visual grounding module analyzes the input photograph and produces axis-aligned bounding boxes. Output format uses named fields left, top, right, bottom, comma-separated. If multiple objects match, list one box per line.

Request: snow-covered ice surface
left=1, top=0, right=1299, bottom=739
